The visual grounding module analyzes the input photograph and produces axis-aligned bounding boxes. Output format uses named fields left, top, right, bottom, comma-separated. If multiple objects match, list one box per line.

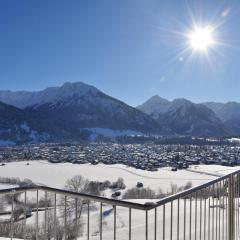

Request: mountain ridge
left=0, top=83, right=169, bottom=144
left=1, top=85, right=240, bottom=144
left=138, top=95, right=232, bottom=136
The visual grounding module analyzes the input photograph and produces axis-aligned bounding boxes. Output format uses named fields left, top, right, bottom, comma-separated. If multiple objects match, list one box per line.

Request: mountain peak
left=146, top=95, right=169, bottom=104
left=137, top=95, right=171, bottom=118
left=0, top=81, right=100, bottom=109
left=56, top=81, right=98, bottom=98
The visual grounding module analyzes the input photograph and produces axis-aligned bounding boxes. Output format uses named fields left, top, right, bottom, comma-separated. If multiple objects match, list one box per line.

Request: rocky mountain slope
left=0, top=102, right=49, bottom=145
left=203, top=101, right=240, bottom=134
left=0, top=82, right=167, bottom=143
left=138, top=96, right=230, bottom=136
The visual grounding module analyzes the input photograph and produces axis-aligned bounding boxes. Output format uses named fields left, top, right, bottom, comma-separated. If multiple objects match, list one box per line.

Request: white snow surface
left=228, top=137, right=240, bottom=143
left=189, top=164, right=240, bottom=176
left=0, top=161, right=219, bottom=192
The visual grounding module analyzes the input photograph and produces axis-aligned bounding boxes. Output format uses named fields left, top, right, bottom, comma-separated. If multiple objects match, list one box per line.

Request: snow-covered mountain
left=0, top=82, right=100, bottom=109
left=0, top=82, right=167, bottom=142
left=136, top=95, right=171, bottom=119
left=203, top=101, right=240, bottom=134
left=202, top=102, right=225, bottom=114
left=2, top=82, right=239, bottom=142
left=139, top=96, right=230, bottom=136
left=0, top=101, right=49, bottom=145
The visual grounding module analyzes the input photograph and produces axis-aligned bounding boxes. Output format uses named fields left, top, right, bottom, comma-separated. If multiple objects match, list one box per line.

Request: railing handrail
left=1, top=168, right=240, bottom=211
left=153, top=168, right=240, bottom=209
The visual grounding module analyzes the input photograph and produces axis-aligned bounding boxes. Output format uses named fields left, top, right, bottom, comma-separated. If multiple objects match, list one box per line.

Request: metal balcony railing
left=0, top=169, right=240, bottom=240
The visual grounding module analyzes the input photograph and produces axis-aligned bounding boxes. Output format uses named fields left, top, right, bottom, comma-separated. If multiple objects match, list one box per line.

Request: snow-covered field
left=188, top=164, right=240, bottom=176
left=0, top=162, right=238, bottom=240
left=0, top=161, right=222, bottom=192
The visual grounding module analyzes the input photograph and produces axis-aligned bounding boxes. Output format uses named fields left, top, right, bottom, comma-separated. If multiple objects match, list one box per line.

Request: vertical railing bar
left=36, top=189, right=39, bottom=240
left=163, top=204, right=165, bottom=240
left=234, top=174, right=236, bottom=239
left=237, top=174, right=240, bottom=238
left=10, top=193, right=14, bottom=240
left=232, top=174, right=235, bottom=240
left=235, top=174, right=238, bottom=238
left=154, top=207, right=157, bottom=240
left=228, top=175, right=233, bottom=240
left=208, top=186, right=211, bottom=240
left=219, top=181, right=222, bottom=240
left=232, top=175, right=235, bottom=239
left=236, top=174, right=239, bottom=238
left=212, top=184, right=215, bottom=240
left=226, top=178, right=228, bottom=240
left=24, top=191, right=27, bottom=240
left=100, top=202, right=103, bottom=240
left=235, top=174, right=237, bottom=238
left=200, top=189, right=202, bottom=240
left=220, top=181, right=223, bottom=239
left=75, top=198, right=78, bottom=240
left=64, top=195, right=67, bottom=240
left=190, top=195, right=192, bottom=240
left=237, top=173, right=240, bottom=236
left=170, top=201, right=173, bottom=240
left=88, top=200, right=90, bottom=240
left=184, top=198, right=186, bottom=240
left=44, top=191, right=47, bottom=239
left=219, top=181, right=221, bottom=239
left=129, top=208, right=132, bottom=240
left=234, top=175, right=236, bottom=239
left=216, top=183, right=218, bottom=240
left=223, top=180, right=225, bottom=240
left=236, top=176, right=238, bottom=238
left=146, top=210, right=148, bottom=240
left=54, top=193, right=57, bottom=240
left=177, top=198, right=180, bottom=240
left=204, top=188, right=207, bottom=240
left=195, top=192, right=197, bottom=240
left=114, top=205, right=117, bottom=240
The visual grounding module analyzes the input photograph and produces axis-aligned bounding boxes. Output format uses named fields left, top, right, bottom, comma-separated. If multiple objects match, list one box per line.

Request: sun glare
left=189, top=26, right=215, bottom=51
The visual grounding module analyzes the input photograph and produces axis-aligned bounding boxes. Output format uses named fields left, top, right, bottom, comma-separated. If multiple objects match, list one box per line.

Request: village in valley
left=1, top=142, right=240, bottom=171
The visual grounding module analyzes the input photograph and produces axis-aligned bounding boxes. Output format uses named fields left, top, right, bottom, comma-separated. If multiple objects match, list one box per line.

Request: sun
left=188, top=26, right=215, bottom=51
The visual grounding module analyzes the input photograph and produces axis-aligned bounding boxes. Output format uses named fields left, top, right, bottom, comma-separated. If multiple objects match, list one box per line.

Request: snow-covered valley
left=0, top=162, right=239, bottom=240
left=0, top=161, right=222, bottom=193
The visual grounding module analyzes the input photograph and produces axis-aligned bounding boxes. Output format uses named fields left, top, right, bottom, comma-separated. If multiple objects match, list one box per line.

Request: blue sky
left=1, top=0, right=240, bottom=106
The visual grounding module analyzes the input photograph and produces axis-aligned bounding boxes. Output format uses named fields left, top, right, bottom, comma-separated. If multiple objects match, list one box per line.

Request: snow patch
left=20, top=121, right=31, bottom=133
left=228, top=138, right=240, bottom=143
left=18, top=122, right=50, bottom=143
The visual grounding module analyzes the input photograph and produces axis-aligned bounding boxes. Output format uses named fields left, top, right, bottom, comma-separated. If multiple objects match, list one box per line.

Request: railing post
left=228, top=174, right=235, bottom=240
